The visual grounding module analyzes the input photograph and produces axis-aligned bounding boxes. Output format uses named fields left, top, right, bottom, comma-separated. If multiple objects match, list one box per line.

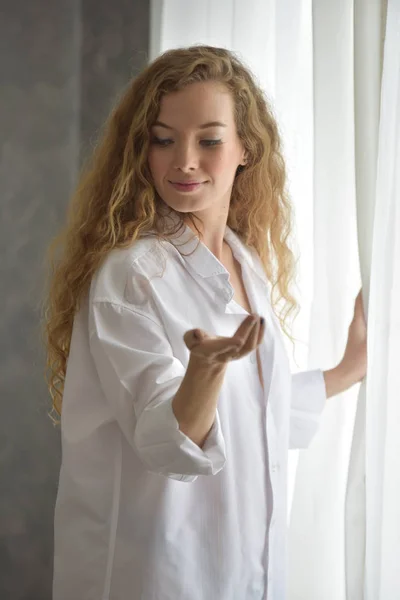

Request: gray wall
left=0, top=1, right=149, bottom=598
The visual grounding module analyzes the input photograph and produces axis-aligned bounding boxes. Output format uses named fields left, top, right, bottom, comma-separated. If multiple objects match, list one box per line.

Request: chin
left=161, top=195, right=211, bottom=214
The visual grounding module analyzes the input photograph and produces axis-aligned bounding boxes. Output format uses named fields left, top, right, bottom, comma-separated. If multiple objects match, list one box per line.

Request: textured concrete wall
left=0, top=1, right=149, bottom=597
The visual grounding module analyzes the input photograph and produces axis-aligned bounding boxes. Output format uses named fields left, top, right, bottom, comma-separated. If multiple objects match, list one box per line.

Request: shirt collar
left=157, top=212, right=270, bottom=306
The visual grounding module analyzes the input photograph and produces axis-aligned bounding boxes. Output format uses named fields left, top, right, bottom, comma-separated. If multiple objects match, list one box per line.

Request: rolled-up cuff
left=133, top=399, right=226, bottom=481
left=289, top=369, right=327, bottom=449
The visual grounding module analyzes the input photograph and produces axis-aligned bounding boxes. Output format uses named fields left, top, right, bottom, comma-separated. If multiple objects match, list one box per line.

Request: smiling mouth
left=168, top=181, right=206, bottom=192
left=169, top=180, right=205, bottom=184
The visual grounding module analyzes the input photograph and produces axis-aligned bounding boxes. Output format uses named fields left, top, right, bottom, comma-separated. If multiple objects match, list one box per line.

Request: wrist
left=323, top=363, right=359, bottom=399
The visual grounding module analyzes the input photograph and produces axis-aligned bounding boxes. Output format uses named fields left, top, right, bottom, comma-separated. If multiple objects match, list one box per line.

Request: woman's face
left=148, top=81, right=246, bottom=216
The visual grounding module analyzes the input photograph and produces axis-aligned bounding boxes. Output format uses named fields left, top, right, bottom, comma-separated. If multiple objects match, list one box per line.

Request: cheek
left=206, top=147, right=239, bottom=177
left=148, top=151, right=167, bottom=182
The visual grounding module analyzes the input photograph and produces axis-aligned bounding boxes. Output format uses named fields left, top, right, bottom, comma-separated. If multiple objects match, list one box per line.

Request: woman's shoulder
left=89, top=234, right=170, bottom=309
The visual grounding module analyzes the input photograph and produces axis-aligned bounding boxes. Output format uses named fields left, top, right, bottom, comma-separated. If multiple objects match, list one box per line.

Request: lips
left=170, top=181, right=202, bottom=185
left=169, top=180, right=206, bottom=192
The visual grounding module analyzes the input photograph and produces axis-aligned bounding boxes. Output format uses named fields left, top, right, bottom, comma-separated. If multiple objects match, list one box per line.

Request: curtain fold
left=345, top=2, right=386, bottom=598
left=287, top=1, right=361, bottom=598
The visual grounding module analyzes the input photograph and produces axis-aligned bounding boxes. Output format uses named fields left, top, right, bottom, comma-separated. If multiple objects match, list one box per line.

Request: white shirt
left=53, top=218, right=327, bottom=600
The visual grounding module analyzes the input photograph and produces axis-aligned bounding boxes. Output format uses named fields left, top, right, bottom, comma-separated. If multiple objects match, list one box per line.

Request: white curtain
left=149, top=1, right=399, bottom=598
left=345, top=1, right=385, bottom=598
left=287, top=1, right=361, bottom=598
left=352, top=1, right=400, bottom=598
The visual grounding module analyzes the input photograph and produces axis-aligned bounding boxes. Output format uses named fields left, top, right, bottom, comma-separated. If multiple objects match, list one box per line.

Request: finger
left=192, top=322, right=259, bottom=360
left=183, top=328, right=210, bottom=351
left=231, top=314, right=258, bottom=337
left=257, top=317, right=266, bottom=344
left=203, top=316, right=259, bottom=358
left=354, top=292, right=365, bottom=319
left=232, top=315, right=259, bottom=346
left=197, top=337, right=242, bottom=356
left=241, top=317, right=265, bottom=354
left=225, top=317, right=261, bottom=360
left=184, top=315, right=260, bottom=358
left=185, top=330, right=242, bottom=357
left=217, top=347, right=241, bottom=363
left=359, top=293, right=364, bottom=311
left=243, top=318, right=261, bottom=351
left=219, top=319, right=264, bottom=362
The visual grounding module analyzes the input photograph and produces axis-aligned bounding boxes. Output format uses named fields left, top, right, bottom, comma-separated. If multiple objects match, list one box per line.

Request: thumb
left=183, top=328, right=207, bottom=351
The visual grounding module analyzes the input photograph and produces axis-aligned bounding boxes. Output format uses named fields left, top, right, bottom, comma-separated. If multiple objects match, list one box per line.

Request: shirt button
left=271, top=463, right=279, bottom=472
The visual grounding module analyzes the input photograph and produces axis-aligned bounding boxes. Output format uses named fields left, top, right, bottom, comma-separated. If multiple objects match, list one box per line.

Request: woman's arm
left=89, top=301, right=227, bottom=481
left=324, top=289, right=368, bottom=398
left=172, top=357, right=228, bottom=447
left=323, top=363, right=362, bottom=398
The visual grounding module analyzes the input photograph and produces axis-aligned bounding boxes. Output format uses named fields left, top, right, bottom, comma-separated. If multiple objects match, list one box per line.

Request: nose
left=172, top=142, right=199, bottom=172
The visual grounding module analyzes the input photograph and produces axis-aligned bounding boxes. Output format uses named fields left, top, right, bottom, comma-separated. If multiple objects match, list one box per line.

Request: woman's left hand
left=339, top=289, right=368, bottom=384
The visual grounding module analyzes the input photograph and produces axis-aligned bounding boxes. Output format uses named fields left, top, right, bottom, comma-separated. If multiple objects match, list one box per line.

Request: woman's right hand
left=183, top=314, right=265, bottom=366
left=174, top=315, right=265, bottom=446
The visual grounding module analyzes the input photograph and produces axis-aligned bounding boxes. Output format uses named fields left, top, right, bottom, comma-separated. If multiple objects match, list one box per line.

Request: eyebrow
left=152, top=120, right=227, bottom=130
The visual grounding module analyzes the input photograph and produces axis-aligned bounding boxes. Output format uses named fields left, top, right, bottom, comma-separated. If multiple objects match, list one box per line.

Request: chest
left=223, top=252, right=265, bottom=391
left=227, top=257, right=252, bottom=313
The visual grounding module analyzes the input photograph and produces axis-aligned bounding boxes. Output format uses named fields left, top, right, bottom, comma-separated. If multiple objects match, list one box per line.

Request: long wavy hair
left=43, top=45, right=299, bottom=421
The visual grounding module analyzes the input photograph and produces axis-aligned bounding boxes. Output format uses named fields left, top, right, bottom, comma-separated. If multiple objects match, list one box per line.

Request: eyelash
left=151, top=137, right=222, bottom=148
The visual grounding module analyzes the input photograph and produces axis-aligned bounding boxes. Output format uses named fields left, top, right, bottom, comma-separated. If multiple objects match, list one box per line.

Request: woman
left=45, top=45, right=367, bottom=600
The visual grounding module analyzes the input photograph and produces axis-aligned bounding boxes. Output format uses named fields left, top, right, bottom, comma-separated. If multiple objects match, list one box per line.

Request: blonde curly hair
left=43, top=45, right=299, bottom=421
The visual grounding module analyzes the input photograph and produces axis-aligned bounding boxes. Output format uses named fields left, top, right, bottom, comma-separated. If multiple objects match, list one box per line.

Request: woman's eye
left=150, top=137, right=222, bottom=148
left=201, top=139, right=222, bottom=147
left=151, top=137, right=173, bottom=147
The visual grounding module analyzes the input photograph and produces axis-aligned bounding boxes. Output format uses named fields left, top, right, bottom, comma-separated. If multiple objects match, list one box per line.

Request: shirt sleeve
left=89, top=301, right=226, bottom=482
left=289, top=369, right=327, bottom=449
